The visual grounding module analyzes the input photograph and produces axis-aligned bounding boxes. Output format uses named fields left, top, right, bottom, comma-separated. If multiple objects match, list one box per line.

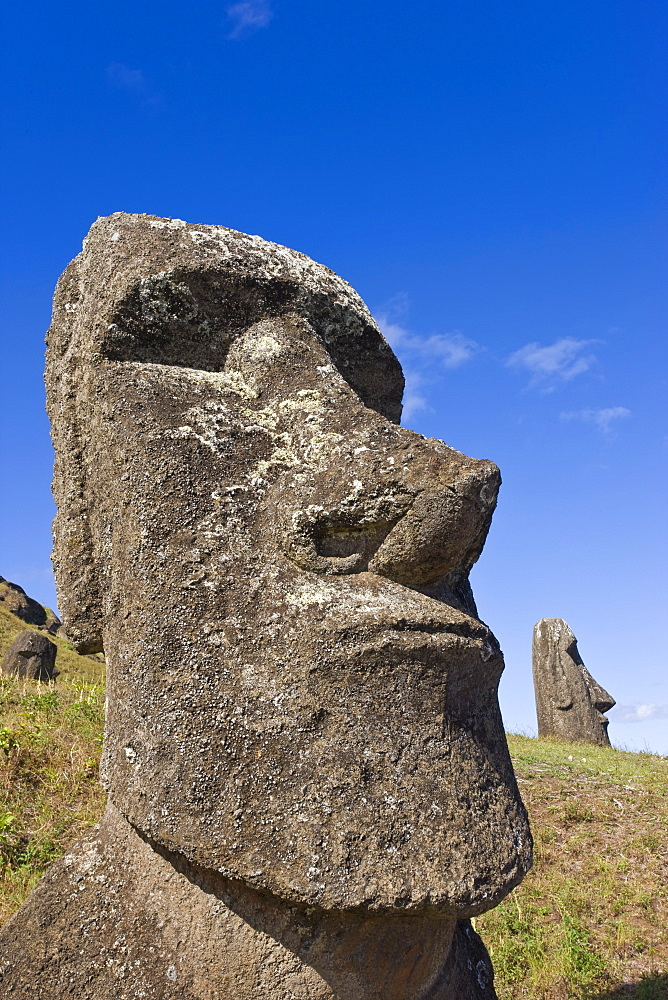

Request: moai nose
left=584, top=671, right=616, bottom=715
left=368, top=450, right=500, bottom=587
left=226, top=312, right=500, bottom=589
left=285, top=431, right=500, bottom=589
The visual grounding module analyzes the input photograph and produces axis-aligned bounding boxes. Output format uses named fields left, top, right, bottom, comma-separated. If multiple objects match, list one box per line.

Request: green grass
left=479, top=734, right=668, bottom=999
left=0, top=600, right=666, bottom=996
left=0, top=603, right=105, bottom=921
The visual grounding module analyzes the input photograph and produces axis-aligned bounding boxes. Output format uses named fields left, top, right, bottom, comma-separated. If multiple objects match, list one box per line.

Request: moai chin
left=0, top=215, right=531, bottom=999
left=533, top=618, right=615, bottom=746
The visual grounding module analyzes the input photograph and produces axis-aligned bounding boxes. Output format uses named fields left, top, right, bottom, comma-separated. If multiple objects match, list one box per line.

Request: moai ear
left=46, top=259, right=104, bottom=655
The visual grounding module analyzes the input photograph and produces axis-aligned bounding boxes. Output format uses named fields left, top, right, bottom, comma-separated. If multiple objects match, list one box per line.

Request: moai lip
left=0, top=215, right=531, bottom=998
left=532, top=618, right=615, bottom=746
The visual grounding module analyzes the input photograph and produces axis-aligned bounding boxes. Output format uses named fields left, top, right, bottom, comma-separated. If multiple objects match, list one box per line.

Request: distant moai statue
left=532, top=618, right=615, bottom=745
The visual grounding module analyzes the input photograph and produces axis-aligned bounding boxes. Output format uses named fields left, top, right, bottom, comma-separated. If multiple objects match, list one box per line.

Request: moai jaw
left=532, top=618, right=615, bottom=746
left=46, top=213, right=531, bottom=915
left=0, top=803, right=498, bottom=1000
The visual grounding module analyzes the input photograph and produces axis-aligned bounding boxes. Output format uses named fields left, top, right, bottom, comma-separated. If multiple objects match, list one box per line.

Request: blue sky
left=1, top=0, right=666, bottom=751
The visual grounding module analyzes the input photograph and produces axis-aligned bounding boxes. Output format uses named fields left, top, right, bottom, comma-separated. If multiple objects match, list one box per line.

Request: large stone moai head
left=532, top=618, right=615, bottom=746
left=0, top=630, right=58, bottom=681
left=46, top=213, right=530, bottom=917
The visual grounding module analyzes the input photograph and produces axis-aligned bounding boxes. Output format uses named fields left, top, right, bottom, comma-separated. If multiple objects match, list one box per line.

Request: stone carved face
left=532, top=618, right=615, bottom=745
left=47, top=214, right=530, bottom=916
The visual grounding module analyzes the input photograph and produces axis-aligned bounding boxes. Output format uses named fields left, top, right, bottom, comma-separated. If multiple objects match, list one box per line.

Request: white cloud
left=377, top=316, right=410, bottom=351
left=226, top=0, right=273, bottom=38
left=421, top=332, right=480, bottom=368
left=384, top=291, right=410, bottom=317
left=615, top=704, right=668, bottom=723
left=373, top=299, right=482, bottom=424
left=376, top=313, right=481, bottom=369
left=106, top=63, right=146, bottom=90
left=560, top=406, right=631, bottom=436
left=401, top=371, right=428, bottom=420
left=105, top=63, right=162, bottom=106
left=507, top=337, right=598, bottom=389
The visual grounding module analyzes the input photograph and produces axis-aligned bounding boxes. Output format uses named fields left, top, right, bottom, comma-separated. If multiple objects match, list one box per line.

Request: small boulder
left=1, top=630, right=58, bottom=681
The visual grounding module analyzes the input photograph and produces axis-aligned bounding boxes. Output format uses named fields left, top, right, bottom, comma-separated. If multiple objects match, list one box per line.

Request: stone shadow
left=592, top=974, right=668, bottom=1000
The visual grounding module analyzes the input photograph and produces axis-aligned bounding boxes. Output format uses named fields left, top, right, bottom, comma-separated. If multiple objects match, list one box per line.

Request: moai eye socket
left=98, top=269, right=403, bottom=421
left=99, top=271, right=244, bottom=372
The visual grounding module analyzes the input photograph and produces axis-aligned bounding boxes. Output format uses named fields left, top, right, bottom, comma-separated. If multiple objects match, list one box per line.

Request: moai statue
left=0, top=629, right=58, bottom=681
left=0, top=215, right=531, bottom=999
left=532, top=618, right=615, bottom=746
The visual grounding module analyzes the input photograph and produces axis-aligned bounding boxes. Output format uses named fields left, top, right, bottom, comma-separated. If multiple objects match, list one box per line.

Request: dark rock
left=0, top=629, right=58, bottom=681
left=0, top=576, right=61, bottom=634
left=0, top=576, right=51, bottom=630
left=532, top=618, right=615, bottom=745
left=433, top=919, right=497, bottom=999
left=44, top=615, right=61, bottom=635
left=0, top=213, right=532, bottom=997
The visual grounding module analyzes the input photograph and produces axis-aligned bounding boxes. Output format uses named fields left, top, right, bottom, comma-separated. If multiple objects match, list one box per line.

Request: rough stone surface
left=0, top=629, right=58, bottom=681
left=0, top=804, right=497, bottom=999
left=0, top=213, right=531, bottom=996
left=0, top=576, right=61, bottom=633
left=532, top=618, right=615, bottom=745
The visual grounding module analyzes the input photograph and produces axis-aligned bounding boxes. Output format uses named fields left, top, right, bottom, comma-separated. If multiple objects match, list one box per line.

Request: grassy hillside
left=0, top=602, right=105, bottom=920
left=0, top=600, right=666, bottom=997
left=479, top=735, right=668, bottom=999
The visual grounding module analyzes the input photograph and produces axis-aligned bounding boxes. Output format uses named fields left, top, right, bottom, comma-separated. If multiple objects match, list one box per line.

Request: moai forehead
left=46, top=214, right=531, bottom=915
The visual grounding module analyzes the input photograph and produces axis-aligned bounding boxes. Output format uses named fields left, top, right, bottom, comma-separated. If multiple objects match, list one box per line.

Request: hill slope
left=0, top=600, right=665, bottom=997
left=0, top=601, right=105, bottom=918
left=479, top=735, right=668, bottom=999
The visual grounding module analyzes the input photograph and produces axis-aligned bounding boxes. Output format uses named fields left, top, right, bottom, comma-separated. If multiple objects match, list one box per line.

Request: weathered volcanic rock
left=0, top=213, right=531, bottom=997
left=0, top=629, right=58, bottom=681
left=532, top=618, right=615, bottom=746
left=0, top=804, right=497, bottom=999
left=0, top=576, right=60, bottom=632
